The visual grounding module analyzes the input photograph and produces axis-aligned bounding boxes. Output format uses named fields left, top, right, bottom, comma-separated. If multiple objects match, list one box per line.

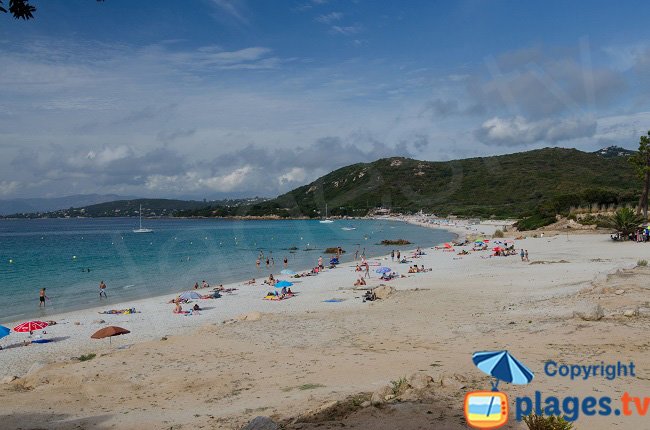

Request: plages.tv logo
left=464, top=350, right=534, bottom=429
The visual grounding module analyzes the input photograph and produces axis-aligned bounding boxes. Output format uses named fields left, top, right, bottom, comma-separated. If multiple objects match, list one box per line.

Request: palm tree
left=629, top=130, right=650, bottom=220
left=607, top=208, right=645, bottom=239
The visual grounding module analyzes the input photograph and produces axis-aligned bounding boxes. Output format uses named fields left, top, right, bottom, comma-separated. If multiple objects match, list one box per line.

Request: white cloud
left=475, top=116, right=597, bottom=146
left=0, top=181, right=19, bottom=196
left=207, top=0, right=249, bottom=25
left=330, top=25, right=362, bottom=36
left=316, top=12, right=342, bottom=24
left=278, top=167, right=307, bottom=185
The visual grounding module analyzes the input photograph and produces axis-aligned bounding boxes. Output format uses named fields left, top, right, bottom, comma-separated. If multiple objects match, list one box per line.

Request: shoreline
left=0, top=217, right=455, bottom=377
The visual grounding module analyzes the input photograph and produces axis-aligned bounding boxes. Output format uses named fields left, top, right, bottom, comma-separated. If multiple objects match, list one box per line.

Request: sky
left=1, top=0, right=650, bottom=200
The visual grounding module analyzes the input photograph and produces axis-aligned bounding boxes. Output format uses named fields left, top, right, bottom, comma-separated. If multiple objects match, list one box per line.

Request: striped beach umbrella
left=472, top=350, right=534, bottom=385
left=13, top=321, right=49, bottom=332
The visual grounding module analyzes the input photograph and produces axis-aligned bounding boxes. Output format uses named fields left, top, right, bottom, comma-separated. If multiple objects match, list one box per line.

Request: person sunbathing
left=286, top=288, right=294, bottom=296
left=354, top=277, right=366, bottom=286
left=173, top=302, right=183, bottom=314
left=244, top=278, right=256, bottom=285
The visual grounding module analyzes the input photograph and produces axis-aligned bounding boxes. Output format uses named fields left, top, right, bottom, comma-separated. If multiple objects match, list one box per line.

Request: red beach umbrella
left=13, top=321, right=49, bottom=332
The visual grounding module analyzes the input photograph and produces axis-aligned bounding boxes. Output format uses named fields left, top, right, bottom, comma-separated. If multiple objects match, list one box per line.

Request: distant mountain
left=4, top=197, right=268, bottom=218
left=179, top=147, right=640, bottom=220
left=594, top=146, right=635, bottom=158
left=0, top=194, right=133, bottom=216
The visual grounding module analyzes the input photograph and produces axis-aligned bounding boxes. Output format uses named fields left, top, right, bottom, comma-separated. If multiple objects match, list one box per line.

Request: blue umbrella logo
left=470, top=350, right=534, bottom=422
left=472, top=350, right=534, bottom=388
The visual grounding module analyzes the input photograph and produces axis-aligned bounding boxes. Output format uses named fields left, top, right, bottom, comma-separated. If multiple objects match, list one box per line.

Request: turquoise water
left=0, top=218, right=454, bottom=323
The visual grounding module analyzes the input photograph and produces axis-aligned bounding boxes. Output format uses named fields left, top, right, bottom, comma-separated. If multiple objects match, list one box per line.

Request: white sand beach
left=1, top=219, right=649, bottom=429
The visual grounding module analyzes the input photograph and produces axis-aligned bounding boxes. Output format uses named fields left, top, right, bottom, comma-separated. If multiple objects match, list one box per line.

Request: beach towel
left=323, top=298, right=346, bottom=302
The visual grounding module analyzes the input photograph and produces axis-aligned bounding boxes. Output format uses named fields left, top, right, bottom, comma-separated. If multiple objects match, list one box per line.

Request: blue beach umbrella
left=375, top=267, right=391, bottom=274
left=472, top=350, right=534, bottom=386
left=281, top=269, right=296, bottom=275
left=274, top=280, right=293, bottom=288
left=179, top=291, right=203, bottom=300
left=0, top=325, right=10, bottom=339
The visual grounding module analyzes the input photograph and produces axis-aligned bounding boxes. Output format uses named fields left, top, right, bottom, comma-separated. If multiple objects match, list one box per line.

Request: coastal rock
left=372, top=285, right=396, bottom=300
left=573, top=304, right=604, bottom=321
left=241, top=416, right=278, bottom=430
left=360, top=401, right=371, bottom=408
left=237, top=311, right=262, bottom=322
left=407, top=372, right=433, bottom=390
left=371, top=385, right=393, bottom=406
left=623, top=308, right=639, bottom=317
left=615, top=289, right=625, bottom=295
left=92, top=319, right=106, bottom=324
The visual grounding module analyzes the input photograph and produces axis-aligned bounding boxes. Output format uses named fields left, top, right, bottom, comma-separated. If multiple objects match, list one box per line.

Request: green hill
left=184, top=147, right=639, bottom=222
left=5, top=198, right=266, bottom=218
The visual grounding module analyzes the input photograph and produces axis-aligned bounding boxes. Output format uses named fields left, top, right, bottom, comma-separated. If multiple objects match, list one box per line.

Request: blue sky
left=1, top=0, right=650, bottom=199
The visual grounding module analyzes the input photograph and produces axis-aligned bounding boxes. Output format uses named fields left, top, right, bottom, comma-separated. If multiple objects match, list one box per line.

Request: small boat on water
left=319, top=204, right=334, bottom=224
left=341, top=227, right=356, bottom=231
left=133, top=204, right=153, bottom=233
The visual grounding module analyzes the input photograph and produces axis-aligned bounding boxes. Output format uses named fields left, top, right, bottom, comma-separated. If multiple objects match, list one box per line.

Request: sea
left=0, top=218, right=454, bottom=323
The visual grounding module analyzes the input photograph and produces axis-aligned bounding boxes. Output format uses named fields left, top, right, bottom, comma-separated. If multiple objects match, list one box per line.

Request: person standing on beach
left=364, top=263, right=370, bottom=278
left=397, top=250, right=401, bottom=261
left=520, top=249, right=525, bottom=262
left=354, top=249, right=359, bottom=260
left=99, top=281, right=108, bottom=298
left=271, top=256, right=275, bottom=266
left=524, top=250, right=529, bottom=261
left=391, top=250, right=395, bottom=261
left=283, top=256, right=288, bottom=268
left=39, top=288, right=49, bottom=307
left=318, top=256, right=323, bottom=269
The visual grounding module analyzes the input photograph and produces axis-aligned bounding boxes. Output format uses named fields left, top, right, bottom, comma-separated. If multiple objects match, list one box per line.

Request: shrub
left=515, top=214, right=556, bottom=231
left=638, top=259, right=648, bottom=267
left=493, top=229, right=504, bottom=238
left=606, top=208, right=645, bottom=236
left=77, top=353, right=96, bottom=362
left=523, top=413, right=574, bottom=430
left=390, top=377, right=409, bottom=396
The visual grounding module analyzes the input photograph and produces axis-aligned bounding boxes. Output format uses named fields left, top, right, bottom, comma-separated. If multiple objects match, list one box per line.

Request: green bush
left=515, top=214, right=556, bottom=231
left=523, top=413, right=574, bottom=430
left=493, top=229, right=504, bottom=238
left=638, top=259, right=648, bottom=267
left=77, top=353, right=96, bottom=362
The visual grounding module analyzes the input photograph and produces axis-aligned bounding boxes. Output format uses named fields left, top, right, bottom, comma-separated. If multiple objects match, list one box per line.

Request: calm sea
left=0, top=218, right=453, bottom=323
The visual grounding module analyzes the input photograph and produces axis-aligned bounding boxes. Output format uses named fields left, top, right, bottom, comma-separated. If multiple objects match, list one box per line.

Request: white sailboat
left=133, top=204, right=153, bottom=233
left=319, top=203, right=334, bottom=224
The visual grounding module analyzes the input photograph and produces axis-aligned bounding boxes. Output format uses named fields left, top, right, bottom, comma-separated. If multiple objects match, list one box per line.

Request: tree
left=0, top=0, right=103, bottom=19
left=629, top=130, right=650, bottom=220
left=607, top=207, right=644, bottom=238
left=0, top=0, right=36, bottom=19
